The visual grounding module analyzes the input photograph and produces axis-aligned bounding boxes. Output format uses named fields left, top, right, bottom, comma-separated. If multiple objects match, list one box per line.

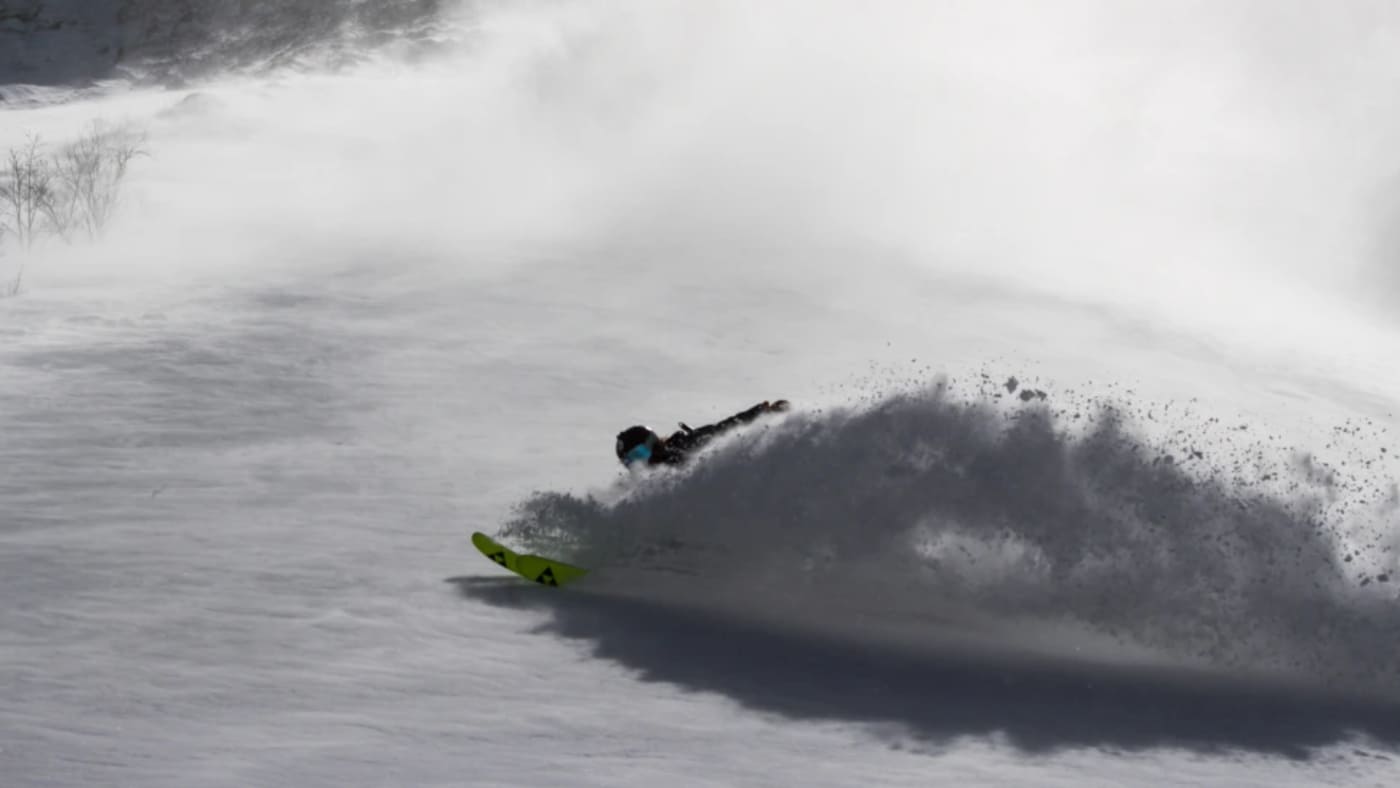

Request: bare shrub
left=48, top=121, right=149, bottom=241
left=0, top=134, right=56, bottom=251
left=0, top=133, right=57, bottom=296
left=0, top=121, right=149, bottom=296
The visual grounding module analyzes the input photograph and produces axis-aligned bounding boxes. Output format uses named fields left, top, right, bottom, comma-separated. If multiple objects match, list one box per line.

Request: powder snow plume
left=498, top=377, right=1400, bottom=700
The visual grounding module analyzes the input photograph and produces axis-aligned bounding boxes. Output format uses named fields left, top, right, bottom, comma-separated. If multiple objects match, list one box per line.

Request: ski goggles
left=621, top=442, right=653, bottom=466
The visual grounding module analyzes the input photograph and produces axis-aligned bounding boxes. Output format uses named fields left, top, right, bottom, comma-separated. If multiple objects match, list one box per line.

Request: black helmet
left=616, top=425, right=660, bottom=466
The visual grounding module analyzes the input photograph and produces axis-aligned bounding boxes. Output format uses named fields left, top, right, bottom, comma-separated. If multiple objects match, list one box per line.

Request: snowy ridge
left=0, top=0, right=459, bottom=97
left=491, top=380, right=1400, bottom=707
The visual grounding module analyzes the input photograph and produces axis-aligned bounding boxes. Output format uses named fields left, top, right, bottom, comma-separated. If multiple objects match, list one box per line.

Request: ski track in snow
left=4, top=2, right=1400, bottom=786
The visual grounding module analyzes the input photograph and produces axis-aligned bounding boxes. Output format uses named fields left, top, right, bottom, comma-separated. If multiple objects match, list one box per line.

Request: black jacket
left=648, top=402, right=778, bottom=466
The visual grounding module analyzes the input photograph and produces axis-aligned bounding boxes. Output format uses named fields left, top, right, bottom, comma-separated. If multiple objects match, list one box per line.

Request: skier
left=615, top=399, right=790, bottom=468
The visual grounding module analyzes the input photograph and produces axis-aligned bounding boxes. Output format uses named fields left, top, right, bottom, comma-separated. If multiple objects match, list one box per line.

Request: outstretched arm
left=686, top=399, right=789, bottom=439
left=657, top=400, right=789, bottom=464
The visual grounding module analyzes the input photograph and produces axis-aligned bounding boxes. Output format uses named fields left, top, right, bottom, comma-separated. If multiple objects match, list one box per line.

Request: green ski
left=471, top=532, right=589, bottom=588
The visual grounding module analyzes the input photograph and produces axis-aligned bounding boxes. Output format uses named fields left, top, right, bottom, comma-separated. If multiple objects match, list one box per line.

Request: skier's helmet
left=616, top=425, right=659, bottom=467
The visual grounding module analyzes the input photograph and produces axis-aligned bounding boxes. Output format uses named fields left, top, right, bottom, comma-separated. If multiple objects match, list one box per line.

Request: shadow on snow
left=450, top=575, right=1400, bottom=760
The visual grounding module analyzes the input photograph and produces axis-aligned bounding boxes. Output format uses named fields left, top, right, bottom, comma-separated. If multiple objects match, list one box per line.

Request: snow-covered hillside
left=3, top=2, right=1400, bottom=786
left=1, top=0, right=453, bottom=95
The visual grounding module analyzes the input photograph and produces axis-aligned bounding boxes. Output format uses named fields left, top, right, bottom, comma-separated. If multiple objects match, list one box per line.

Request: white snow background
left=3, top=1, right=1400, bottom=785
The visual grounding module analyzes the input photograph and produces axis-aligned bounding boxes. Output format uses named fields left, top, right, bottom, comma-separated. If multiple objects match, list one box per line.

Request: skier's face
left=618, top=430, right=660, bottom=468
left=620, top=441, right=653, bottom=467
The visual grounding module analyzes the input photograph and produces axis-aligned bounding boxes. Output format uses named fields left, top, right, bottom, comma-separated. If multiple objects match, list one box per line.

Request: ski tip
left=470, top=531, right=590, bottom=588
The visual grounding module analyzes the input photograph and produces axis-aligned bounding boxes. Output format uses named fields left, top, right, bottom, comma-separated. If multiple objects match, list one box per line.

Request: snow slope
left=0, top=0, right=455, bottom=99
left=3, top=1, right=1400, bottom=786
